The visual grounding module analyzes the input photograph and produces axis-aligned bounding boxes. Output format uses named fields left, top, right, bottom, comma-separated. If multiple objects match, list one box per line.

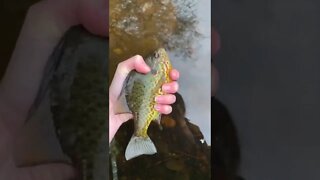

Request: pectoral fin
left=114, top=73, right=132, bottom=114
left=13, top=91, right=71, bottom=167
left=114, top=92, right=131, bottom=114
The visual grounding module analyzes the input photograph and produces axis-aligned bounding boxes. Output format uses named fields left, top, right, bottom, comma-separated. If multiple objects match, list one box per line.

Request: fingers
left=155, top=94, right=176, bottom=104
left=155, top=104, right=172, bottom=115
left=154, top=95, right=176, bottom=114
left=170, top=69, right=180, bottom=81
left=163, top=69, right=179, bottom=93
left=155, top=69, right=180, bottom=114
left=118, top=55, right=150, bottom=75
left=155, top=92, right=177, bottom=115
left=162, top=81, right=179, bottom=94
left=109, top=55, right=150, bottom=99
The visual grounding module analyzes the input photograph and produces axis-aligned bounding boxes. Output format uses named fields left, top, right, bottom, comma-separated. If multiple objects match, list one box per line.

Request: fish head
left=148, top=48, right=172, bottom=81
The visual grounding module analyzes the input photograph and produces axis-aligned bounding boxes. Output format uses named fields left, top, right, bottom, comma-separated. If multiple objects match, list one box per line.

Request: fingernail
left=163, top=85, right=170, bottom=91
left=155, top=96, right=160, bottom=102
left=154, top=105, right=161, bottom=111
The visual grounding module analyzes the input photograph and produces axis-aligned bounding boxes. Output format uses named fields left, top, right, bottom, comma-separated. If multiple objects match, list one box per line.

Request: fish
left=12, top=26, right=108, bottom=180
left=116, top=48, right=173, bottom=160
left=50, top=32, right=108, bottom=180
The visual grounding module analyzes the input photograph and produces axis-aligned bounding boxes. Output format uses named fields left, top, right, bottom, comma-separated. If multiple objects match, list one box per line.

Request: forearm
left=0, top=1, right=77, bottom=123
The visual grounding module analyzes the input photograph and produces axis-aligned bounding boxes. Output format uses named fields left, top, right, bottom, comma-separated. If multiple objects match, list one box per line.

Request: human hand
left=109, top=55, right=180, bottom=143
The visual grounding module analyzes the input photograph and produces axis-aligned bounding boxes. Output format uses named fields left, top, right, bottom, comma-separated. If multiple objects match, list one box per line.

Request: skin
left=0, top=0, right=179, bottom=179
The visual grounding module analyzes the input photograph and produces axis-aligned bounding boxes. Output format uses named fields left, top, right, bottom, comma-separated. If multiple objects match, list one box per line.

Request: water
left=109, top=0, right=200, bottom=80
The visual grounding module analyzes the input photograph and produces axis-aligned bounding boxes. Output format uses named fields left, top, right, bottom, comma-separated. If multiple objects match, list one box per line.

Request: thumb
left=109, top=55, right=150, bottom=99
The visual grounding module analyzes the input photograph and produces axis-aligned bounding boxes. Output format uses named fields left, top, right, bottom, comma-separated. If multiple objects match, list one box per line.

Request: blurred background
left=171, top=0, right=211, bottom=144
left=214, top=0, right=320, bottom=179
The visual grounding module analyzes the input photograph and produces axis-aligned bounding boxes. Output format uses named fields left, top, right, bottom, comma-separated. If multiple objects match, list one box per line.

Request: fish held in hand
left=115, top=48, right=173, bottom=160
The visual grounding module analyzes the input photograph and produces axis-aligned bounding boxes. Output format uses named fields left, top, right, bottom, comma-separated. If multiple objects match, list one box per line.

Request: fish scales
left=128, top=73, right=162, bottom=136
left=50, top=26, right=108, bottom=180
left=123, top=48, right=172, bottom=160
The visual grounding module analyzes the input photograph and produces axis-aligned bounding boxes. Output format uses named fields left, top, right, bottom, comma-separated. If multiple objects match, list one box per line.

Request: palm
left=0, top=114, right=74, bottom=180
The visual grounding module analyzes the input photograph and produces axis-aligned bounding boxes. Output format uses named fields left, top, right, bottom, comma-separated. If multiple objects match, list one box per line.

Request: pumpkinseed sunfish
left=115, top=48, right=173, bottom=160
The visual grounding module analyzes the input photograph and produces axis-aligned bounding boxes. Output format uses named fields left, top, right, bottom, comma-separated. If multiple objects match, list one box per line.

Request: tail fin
left=125, top=136, right=157, bottom=160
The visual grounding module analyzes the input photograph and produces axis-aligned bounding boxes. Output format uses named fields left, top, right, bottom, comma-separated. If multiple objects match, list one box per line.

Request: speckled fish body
left=50, top=26, right=108, bottom=180
left=123, top=48, right=172, bottom=160
left=11, top=26, right=108, bottom=180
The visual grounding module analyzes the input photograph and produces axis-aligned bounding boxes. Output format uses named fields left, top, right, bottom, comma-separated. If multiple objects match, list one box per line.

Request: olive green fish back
left=50, top=26, right=108, bottom=180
